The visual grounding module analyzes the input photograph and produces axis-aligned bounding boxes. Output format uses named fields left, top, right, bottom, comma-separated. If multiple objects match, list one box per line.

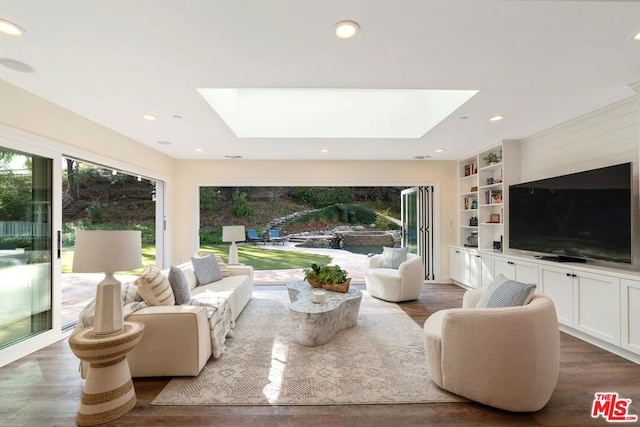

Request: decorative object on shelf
left=304, top=263, right=351, bottom=293
left=471, top=199, right=478, bottom=209
left=493, top=240, right=502, bottom=251
left=464, top=162, right=477, bottom=176
left=486, top=177, right=495, bottom=185
left=222, top=225, right=246, bottom=265
left=491, top=190, right=503, bottom=204
left=465, top=231, right=478, bottom=248
left=470, top=186, right=478, bottom=192
left=489, top=213, right=501, bottom=223
left=311, top=288, right=327, bottom=303
left=469, top=217, right=478, bottom=226
left=483, top=152, right=502, bottom=165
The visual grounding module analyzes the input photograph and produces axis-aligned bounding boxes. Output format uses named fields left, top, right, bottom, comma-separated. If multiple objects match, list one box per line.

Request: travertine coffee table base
left=287, top=281, right=362, bottom=346
left=69, top=321, right=144, bottom=426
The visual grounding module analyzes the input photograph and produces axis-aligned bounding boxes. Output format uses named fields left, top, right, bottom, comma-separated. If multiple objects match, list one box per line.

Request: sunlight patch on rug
left=151, top=289, right=465, bottom=406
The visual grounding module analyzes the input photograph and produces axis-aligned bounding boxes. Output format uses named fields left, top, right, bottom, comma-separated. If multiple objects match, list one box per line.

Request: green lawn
left=61, top=243, right=331, bottom=274
left=199, top=244, right=331, bottom=270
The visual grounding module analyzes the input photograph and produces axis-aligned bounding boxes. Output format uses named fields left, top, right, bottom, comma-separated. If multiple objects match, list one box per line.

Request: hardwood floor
left=1, top=283, right=639, bottom=426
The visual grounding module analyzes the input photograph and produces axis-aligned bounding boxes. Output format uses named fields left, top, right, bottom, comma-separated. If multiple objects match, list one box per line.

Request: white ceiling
left=0, top=0, right=638, bottom=161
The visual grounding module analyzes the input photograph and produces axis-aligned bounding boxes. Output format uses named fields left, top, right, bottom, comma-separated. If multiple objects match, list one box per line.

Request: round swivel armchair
left=423, top=289, right=560, bottom=412
left=365, top=252, right=424, bottom=302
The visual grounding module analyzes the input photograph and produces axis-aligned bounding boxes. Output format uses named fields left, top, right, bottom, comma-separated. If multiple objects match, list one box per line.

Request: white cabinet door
left=480, top=254, right=494, bottom=288
left=449, top=248, right=464, bottom=284
left=492, top=256, right=538, bottom=285
left=492, top=256, right=515, bottom=280
left=575, top=271, right=620, bottom=346
left=468, top=251, right=482, bottom=289
left=621, top=279, right=640, bottom=355
left=539, top=264, right=575, bottom=327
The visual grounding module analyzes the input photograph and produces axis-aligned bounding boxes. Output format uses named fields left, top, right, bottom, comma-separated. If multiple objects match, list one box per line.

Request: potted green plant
left=483, top=152, right=502, bottom=165
left=303, top=263, right=351, bottom=293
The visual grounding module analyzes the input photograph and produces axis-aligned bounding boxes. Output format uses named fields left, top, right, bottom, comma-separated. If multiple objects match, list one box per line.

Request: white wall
left=519, top=97, right=640, bottom=265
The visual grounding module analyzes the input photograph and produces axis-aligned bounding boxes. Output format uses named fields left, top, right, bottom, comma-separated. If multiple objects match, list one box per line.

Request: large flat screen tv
left=509, top=163, right=632, bottom=264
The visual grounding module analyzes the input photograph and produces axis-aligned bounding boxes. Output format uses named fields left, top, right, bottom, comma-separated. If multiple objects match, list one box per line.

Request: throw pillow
left=194, top=251, right=231, bottom=277
left=215, top=255, right=231, bottom=277
left=168, top=266, right=192, bottom=305
left=134, top=265, right=175, bottom=306
left=191, top=254, right=223, bottom=285
left=381, top=247, right=408, bottom=269
left=477, top=274, right=537, bottom=308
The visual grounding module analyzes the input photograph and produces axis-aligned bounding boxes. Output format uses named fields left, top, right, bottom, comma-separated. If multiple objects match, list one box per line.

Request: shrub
left=231, top=190, right=254, bottom=217
left=200, top=226, right=223, bottom=244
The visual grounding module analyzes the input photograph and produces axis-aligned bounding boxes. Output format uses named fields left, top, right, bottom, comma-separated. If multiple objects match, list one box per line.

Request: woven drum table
left=68, top=321, right=145, bottom=426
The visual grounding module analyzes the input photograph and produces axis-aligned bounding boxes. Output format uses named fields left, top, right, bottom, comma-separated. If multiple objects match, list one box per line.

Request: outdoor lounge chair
left=246, top=229, right=266, bottom=244
left=268, top=229, right=286, bottom=245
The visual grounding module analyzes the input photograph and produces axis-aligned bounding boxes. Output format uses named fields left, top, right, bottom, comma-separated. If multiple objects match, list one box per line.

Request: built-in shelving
left=457, top=140, right=520, bottom=250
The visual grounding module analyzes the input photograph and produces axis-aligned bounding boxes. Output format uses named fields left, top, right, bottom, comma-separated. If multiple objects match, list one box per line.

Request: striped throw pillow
left=477, top=274, right=536, bottom=308
left=135, top=265, right=175, bottom=306
left=382, top=247, right=408, bottom=269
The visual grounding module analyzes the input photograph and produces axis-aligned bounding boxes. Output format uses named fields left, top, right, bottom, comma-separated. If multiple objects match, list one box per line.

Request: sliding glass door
left=0, top=148, right=53, bottom=349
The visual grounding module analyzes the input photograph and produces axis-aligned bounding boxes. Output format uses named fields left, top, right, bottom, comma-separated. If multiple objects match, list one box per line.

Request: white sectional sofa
left=125, top=260, right=253, bottom=377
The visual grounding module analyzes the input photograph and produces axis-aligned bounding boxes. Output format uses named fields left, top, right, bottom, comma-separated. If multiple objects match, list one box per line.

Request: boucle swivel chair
left=423, top=288, right=560, bottom=412
left=365, top=252, right=424, bottom=302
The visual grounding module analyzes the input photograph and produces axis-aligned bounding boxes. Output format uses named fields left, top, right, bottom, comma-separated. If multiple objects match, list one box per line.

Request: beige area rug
left=151, top=289, right=464, bottom=406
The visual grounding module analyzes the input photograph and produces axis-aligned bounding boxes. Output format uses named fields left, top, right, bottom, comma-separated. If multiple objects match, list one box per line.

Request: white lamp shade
left=222, top=225, right=246, bottom=243
left=72, top=230, right=142, bottom=273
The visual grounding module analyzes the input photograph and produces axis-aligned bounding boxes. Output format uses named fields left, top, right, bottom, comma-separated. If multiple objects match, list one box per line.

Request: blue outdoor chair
left=268, top=229, right=286, bottom=245
left=246, top=229, right=265, bottom=244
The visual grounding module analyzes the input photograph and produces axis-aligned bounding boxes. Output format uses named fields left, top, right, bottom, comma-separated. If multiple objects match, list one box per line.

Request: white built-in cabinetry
left=449, top=248, right=640, bottom=363
left=621, top=279, right=640, bottom=354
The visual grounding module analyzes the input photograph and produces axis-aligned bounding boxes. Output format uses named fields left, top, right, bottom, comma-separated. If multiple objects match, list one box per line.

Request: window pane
left=0, top=148, right=53, bottom=349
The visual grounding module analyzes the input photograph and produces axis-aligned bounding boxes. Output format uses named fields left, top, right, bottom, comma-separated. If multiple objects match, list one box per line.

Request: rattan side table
left=69, top=321, right=145, bottom=426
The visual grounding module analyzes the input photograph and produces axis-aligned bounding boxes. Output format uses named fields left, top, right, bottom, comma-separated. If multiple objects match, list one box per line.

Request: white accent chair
left=423, top=289, right=560, bottom=412
left=365, top=253, right=424, bottom=302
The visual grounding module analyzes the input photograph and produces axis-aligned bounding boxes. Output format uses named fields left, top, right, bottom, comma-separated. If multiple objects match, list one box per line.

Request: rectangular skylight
left=197, top=88, right=478, bottom=139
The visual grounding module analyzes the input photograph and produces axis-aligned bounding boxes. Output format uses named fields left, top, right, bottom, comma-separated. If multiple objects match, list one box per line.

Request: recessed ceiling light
left=320, top=148, right=330, bottom=152
left=0, top=19, right=25, bottom=36
left=156, top=140, right=172, bottom=145
left=173, top=115, right=182, bottom=119
left=142, top=114, right=157, bottom=121
left=489, top=114, right=505, bottom=122
left=434, top=148, right=445, bottom=153
left=195, top=148, right=204, bottom=152
left=632, top=31, right=640, bottom=42
left=334, top=20, right=360, bottom=39
left=0, top=58, right=34, bottom=73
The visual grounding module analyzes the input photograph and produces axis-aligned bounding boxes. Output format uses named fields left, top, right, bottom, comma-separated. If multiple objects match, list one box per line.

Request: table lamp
left=222, top=225, right=245, bottom=265
left=72, top=230, right=142, bottom=335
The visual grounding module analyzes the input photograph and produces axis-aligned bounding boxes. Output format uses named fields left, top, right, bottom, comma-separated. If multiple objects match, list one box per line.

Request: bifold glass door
left=0, top=148, right=53, bottom=349
left=401, top=186, right=435, bottom=280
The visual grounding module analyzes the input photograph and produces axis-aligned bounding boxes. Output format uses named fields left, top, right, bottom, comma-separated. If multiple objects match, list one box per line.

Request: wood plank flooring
left=1, top=283, right=639, bottom=426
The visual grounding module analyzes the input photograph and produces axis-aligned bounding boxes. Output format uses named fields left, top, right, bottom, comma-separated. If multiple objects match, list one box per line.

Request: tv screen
left=509, top=163, right=632, bottom=264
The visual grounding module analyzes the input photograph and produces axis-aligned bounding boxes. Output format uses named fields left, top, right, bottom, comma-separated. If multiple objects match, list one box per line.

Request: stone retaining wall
left=343, top=233, right=393, bottom=246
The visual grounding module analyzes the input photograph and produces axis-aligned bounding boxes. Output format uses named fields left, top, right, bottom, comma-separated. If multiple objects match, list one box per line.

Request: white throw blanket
left=72, top=282, right=235, bottom=359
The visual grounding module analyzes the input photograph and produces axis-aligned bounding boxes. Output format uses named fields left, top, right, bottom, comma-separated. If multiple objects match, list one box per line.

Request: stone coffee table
left=287, top=281, right=362, bottom=347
